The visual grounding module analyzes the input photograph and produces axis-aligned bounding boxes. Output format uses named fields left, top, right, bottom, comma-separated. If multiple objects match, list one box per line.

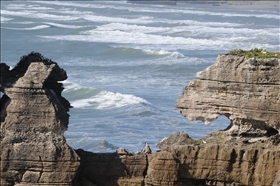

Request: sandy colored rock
left=176, top=54, right=280, bottom=132
left=0, top=62, right=80, bottom=186
left=1, top=54, right=279, bottom=186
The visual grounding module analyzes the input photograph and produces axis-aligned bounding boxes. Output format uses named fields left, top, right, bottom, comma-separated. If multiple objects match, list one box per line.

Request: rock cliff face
left=74, top=131, right=279, bottom=186
left=1, top=54, right=279, bottom=186
left=0, top=55, right=80, bottom=185
left=176, top=54, right=280, bottom=134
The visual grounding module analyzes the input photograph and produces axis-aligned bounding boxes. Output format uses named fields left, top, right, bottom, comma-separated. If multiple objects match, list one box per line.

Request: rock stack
left=0, top=53, right=80, bottom=186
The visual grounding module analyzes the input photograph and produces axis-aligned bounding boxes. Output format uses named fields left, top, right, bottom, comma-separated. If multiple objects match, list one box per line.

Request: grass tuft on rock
left=229, top=48, right=280, bottom=59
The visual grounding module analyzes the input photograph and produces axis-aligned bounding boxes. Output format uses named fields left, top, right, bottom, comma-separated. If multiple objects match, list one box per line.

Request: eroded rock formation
left=1, top=53, right=279, bottom=186
left=73, top=55, right=279, bottom=186
left=176, top=54, right=280, bottom=134
left=0, top=53, right=80, bottom=186
left=173, top=54, right=280, bottom=185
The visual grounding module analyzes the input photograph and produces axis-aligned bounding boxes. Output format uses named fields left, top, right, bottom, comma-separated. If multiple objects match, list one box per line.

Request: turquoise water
left=1, top=1, right=279, bottom=152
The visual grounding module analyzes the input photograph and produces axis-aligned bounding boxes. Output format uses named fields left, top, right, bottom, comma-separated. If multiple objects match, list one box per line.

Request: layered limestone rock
left=75, top=132, right=279, bottom=186
left=0, top=56, right=80, bottom=185
left=1, top=54, right=279, bottom=186
left=146, top=132, right=280, bottom=186
left=176, top=54, right=280, bottom=133
left=172, top=55, right=280, bottom=185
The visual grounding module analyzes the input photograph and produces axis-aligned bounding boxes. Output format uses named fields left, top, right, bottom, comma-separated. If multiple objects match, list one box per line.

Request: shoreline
left=177, top=1, right=279, bottom=11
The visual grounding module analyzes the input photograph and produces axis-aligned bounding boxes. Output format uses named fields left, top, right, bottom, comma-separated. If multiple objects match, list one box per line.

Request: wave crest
left=62, top=81, right=151, bottom=109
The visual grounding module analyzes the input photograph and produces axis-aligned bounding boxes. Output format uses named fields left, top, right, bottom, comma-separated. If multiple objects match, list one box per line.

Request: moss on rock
left=229, top=48, right=280, bottom=59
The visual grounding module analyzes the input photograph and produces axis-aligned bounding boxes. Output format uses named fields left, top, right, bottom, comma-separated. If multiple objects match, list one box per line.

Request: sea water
left=1, top=1, right=279, bottom=152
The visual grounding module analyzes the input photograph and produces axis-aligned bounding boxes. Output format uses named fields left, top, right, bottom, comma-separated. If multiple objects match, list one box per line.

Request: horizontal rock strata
left=176, top=55, right=280, bottom=132
left=1, top=54, right=279, bottom=186
left=0, top=56, right=80, bottom=186
left=74, top=131, right=279, bottom=186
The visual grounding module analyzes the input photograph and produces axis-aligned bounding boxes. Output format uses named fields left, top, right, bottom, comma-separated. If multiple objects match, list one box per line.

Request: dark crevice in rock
left=143, top=155, right=148, bottom=179
left=228, top=149, right=237, bottom=172
left=0, top=94, right=10, bottom=123
left=265, top=127, right=278, bottom=137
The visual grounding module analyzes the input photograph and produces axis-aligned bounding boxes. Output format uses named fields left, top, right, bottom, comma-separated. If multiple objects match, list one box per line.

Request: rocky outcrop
left=172, top=54, right=280, bottom=185
left=74, top=131, right=279, bottom=186
left=146, top=132, right=280, bottom=186
left=0, top=54, right=80, bottom=185
left=75, top=149, right=147, bottom=186
left=1, top=53, right=279, bottom=186
left=176, top=54, right=280, bottom=133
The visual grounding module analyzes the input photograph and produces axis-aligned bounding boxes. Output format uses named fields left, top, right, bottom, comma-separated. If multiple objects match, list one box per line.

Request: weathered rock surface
left=147, top=132, right=280, bottom=186
left=1, top=54, right=279, bottom=186
left=75, top=149, right=147, bottom=186
left=73, top=132, right=279, bottom=186
left=274, top=171, right=280, bottom=186
left=176, top=54, right=280, bottom=133
left=0, top=58, right=80, bottom=185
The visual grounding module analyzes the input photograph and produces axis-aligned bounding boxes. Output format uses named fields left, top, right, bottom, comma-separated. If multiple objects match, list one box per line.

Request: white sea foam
left=1, top=10, right=79, bottom=21
left=171, top=25, right=277, bottom=36
left=36, top=1, right=141, bottom=12
left=94, top=22, right=276, bottom=37
left=131, top=6, right=279, bottom=19
left=5, top=3, right=54, bottom=10
left=39, top=30, right=237, bottom=50
left=40, top=22, right=278, bottom=50
left=71, top=91, right=151, bottom=109
left=43, top=22, right=84, bottom=29
left=82, top=14, right=153, bottom=24
left=62, top=81, right=151, bottom=109
left=3, top=25, right=50, bottom=30
left=0, top=16, right=13, bottom=22
left=95, top=22, right=169, bottom=33
left=143, top=49, right=185, bottom=58
left=11, top=21, right=34, bottom=24
left=175, top=19, right=243, bottom=27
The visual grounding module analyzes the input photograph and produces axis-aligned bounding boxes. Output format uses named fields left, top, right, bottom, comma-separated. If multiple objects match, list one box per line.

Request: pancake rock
left=145, top=132, right=280, bottom=186
left=75, top=131, right=279, bottom=186
left=171, top=55, right=280, bottom=185
left=1, top=53, right=279, bottom=186
left=0, top=55, right=80, bottom=185
left=176, top=54, right=280, bottom=135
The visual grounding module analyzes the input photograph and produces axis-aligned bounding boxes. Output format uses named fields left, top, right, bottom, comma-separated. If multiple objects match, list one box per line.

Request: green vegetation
left=182, top=138, right=205, bottom=145
left=229, top=48, right=280, bottom=59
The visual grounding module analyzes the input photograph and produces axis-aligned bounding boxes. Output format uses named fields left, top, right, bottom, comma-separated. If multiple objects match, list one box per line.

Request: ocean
left=1, top=1, right=279, bottom=152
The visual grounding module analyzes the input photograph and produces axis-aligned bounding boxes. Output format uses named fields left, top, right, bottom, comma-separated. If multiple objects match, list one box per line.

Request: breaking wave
left=63, top=81, right=151, bottom=110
